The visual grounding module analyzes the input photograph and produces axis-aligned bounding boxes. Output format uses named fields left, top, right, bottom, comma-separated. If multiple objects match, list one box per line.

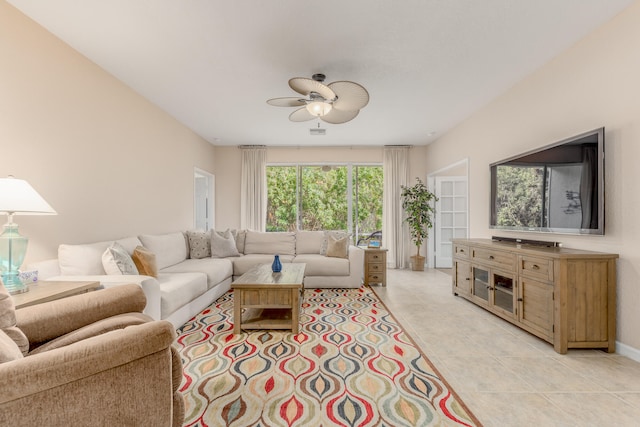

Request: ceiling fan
left=267, top=74, right=369, bottom=124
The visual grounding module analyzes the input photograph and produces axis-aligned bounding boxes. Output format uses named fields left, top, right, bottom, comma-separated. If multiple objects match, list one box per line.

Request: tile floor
left=373, top=268, right=640, bottom=427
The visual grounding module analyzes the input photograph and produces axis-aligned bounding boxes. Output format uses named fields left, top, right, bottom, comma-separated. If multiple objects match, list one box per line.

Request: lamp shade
left=0, top=176, right=56, bottom=216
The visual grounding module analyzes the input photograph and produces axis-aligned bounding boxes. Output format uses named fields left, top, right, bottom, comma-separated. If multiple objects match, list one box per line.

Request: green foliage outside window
left=266, top=166, right=297, bottom=231
left=353, top=166, right=384, bottom=242
left=266, top=165, right=383, bottom=243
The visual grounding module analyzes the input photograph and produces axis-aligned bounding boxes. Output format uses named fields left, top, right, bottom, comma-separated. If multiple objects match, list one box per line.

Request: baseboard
left=616, top=341, right=640, bottom=362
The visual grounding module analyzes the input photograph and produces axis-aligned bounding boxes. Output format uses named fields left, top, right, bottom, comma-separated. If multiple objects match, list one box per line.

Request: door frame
left=427, top=158, right=470, bottom=269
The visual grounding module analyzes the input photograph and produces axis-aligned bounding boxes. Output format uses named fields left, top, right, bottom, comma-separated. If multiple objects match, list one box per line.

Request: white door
left=434, top=176, right=468, bottom=268
left=194, top=169, right=214, bottom=231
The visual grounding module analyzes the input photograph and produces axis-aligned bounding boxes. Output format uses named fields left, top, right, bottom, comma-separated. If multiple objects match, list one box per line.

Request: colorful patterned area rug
left=176, top=287, right=480, bottom=427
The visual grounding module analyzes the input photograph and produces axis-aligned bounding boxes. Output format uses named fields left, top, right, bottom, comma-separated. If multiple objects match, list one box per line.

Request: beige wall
left=425, top=2, right=640, bottom=353
left=0, top=3, right=216, bottom=264
left=213, top=145, right=428, bottom=232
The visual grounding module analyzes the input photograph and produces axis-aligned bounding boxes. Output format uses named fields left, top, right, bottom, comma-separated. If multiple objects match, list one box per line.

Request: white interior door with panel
left=434, top=176, right=468, bottom=268
left=194, top=168, right=214, bottom=231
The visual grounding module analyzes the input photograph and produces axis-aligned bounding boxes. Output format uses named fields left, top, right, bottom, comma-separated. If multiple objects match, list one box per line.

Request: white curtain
left=240, top=146, right=267, bottom=231
left=383, top=146, right=410, bottom=269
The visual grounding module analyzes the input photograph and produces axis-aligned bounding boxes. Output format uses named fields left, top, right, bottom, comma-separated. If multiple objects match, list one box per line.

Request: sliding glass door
left=266, top=164, right=382, bottom=244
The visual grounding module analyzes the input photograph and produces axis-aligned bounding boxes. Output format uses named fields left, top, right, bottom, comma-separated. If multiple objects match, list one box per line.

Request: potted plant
left=401, top=177, right=437, bottom=271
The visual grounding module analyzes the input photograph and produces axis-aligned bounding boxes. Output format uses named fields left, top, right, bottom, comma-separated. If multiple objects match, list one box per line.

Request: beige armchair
left=0, top=283, right=184, bottom=427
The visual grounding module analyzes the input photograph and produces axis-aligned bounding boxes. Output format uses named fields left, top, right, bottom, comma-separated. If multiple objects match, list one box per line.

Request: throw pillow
left=58, top=241, right=112, bottom=275
left=102, top=242, right=139, bottom=275
left=211, top=229, right=241, bottom=258
left=325, top=235, right=349, bottom=258
left=320, top=231, right=350, bottom=255
left=0, top=279, right=29, bottom=356
left=186, top=230, right=211, bottom=259
left=132, top=246, right=158, bottom=278
left=231, top=229, right=246, bottom=254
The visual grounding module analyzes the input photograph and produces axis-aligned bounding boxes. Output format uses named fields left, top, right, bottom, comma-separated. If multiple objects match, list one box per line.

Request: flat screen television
left=490, top=127, right=604, bottom=235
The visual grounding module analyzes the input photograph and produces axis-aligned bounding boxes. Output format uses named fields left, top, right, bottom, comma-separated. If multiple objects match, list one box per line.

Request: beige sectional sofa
left=29, top=230, right=364, bottom=328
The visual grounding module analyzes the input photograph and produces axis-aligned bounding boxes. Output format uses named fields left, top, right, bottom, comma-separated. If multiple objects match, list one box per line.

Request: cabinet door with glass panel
left=471, top=266, right=516, bottom=319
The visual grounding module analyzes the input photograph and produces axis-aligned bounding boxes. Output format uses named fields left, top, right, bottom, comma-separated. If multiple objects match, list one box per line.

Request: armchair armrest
left=0, top=321, right=178, bottom=425
left=16, top=284, right=146, bottom=347
left=47, top=274, right=162, bottom=320
left=348, top=245, right=365, bottom=281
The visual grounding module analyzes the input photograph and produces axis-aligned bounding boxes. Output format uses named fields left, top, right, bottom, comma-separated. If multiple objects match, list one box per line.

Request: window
left=266, top=164, right=383, bottom=244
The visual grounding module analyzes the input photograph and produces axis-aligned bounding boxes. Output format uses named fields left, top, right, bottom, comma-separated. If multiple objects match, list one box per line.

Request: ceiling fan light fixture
left=306, top=100, right=332, bottom=117
left=270, top=74, right=367, bottom=124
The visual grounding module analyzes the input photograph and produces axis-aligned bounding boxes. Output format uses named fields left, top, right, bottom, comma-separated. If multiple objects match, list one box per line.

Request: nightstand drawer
left=367, top=262, right=384, bottom=273
left=366, top=273, right=386, bottom=284
left=365, top=251, right=385, bottom=262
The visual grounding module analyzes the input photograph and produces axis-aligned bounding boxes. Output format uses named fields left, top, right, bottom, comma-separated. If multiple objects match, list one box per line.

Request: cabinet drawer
left=453, top=244, right=469, bottom=259
left=367, top=273, right=385, bottom=283
left=519, top=255, right=554, bottom=282
left=367, top=262, right=384, bottom=273
left=471, top=248, right=515, bottom=270
left=365, top=251, right=385, bottom=262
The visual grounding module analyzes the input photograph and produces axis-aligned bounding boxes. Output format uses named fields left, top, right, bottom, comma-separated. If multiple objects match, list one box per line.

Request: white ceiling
left=8, top=0, right=634, bottom=147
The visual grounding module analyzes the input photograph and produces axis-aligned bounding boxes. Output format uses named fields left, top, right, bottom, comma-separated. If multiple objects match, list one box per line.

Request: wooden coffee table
left=232, top=263, right=305, bottom=334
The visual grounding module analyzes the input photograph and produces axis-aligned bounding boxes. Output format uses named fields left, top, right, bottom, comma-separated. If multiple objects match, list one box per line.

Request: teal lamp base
left=1, top=272, right=27, bottom=294
left=0, top=221, right=29, bottom=295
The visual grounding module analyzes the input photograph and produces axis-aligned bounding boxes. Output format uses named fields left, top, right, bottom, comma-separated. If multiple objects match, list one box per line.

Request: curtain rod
left=237, top=145, right=402, bottom=150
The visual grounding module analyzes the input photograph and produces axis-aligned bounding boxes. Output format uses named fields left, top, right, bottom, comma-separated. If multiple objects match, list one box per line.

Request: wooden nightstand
left=364, top=248, right=388, bottom=286
left=12, top=281, right=102, bottom=309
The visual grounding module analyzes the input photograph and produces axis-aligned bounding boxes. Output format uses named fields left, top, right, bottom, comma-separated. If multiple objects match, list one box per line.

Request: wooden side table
left=12, top=281, right=102, bottom=309
left=364, top=248, right=388, bottom=286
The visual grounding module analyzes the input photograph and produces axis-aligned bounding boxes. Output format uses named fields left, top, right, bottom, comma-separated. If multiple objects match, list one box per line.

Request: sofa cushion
left=139, top=232, right=188, bottom=269
left=161, top=258, right=233, bottom=289
left=0, top=281, right=28, bottom=356
left=132, top=246, right=158, bottom=278
left=157, top=273, right=208, bottom=318
left=59, top=241, right=111, bottom=275
left=231, top=254, right=295, bottom=276
left=114, top=237, right=144, bottom=254
left=102, top=242, right=139, bottom=275
left=244, top=231, right=296, bottom=256
left=325, top=235, right=349, bottom=258
left=211, top=229, right=240, bottom=258
left=293, top=254, right=350, bottom=276
left=185, top=230, right=211, bottom=259
left=320, top=231, right=351, bottom=255
left=296, top=231, right=324, bottom=254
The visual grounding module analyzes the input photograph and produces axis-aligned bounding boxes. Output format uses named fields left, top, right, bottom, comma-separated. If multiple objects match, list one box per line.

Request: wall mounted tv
left=490, top=127, right=604, bottom=235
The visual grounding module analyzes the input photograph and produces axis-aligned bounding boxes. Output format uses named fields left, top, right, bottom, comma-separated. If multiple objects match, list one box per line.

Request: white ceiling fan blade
left=289, top=107, right=315, bottom=122
left=289, top=77, right=336, bottom=100
left=321, top=108, right=359, bottom=124
left=267, top=97, right=306, bottom=107
left=328, top=81, right=369, bottom=111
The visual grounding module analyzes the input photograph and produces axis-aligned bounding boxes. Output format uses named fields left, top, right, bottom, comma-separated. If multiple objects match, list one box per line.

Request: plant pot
left=411, top=255, right=425, bottom=271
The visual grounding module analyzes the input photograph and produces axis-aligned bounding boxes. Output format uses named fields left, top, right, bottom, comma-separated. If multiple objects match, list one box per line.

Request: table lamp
left=0, top=176, right=56, bottom=294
